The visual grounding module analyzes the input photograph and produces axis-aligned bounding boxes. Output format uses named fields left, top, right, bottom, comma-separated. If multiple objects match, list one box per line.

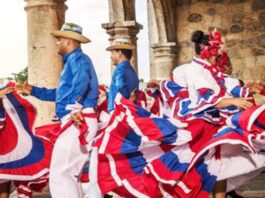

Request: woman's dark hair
left=120, top=49, right=133, bottom=60
left=191, top=30, right=210, bottom=55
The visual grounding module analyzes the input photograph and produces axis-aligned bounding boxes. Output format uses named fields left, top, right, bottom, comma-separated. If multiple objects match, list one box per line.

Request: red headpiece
left=200, top=30, right=223, bottom=59
left=216, top=51, right=230, bottom=72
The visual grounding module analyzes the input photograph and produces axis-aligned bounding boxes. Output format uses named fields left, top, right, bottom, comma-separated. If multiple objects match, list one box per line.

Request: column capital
left=102, top=21, right=143, bottom=29
left=151, top=42, right=177, bottom=57
left=151, top=42, right=178, bottom=80
left=102, top=20, right=142, bottom=74
left=24, top=0, right=67, bottom=11
left=102, top=21, right=143, bottom=39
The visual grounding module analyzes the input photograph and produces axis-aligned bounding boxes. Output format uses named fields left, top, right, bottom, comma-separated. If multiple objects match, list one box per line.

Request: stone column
left=102, top=21, right=142, bottom=73
left=152, top=43, right=177, bottom=80
left=147, top=0, right=177, bottom=79
left=24, top=0, right=67, bottom=125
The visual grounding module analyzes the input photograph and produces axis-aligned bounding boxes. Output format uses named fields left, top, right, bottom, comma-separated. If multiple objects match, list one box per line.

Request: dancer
left=0, top=87, right=12, bottom=198
left=16, top=22, right=99, bottom=198
left=106, top=38, right=139, bottom=113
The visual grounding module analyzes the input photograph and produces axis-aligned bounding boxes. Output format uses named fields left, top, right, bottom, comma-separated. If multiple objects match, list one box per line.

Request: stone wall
left=175, top=0, right=265, bottom=103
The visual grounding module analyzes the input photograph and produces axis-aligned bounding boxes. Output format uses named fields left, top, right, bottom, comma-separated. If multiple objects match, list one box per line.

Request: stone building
left=24, top=0, right=265, bottom=124
left=23, top=0, right=265, bottom=196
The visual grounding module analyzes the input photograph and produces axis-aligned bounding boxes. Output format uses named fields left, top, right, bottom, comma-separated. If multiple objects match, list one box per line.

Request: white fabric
left=215, top=144, right=265, bottom=188
left=49, top=107, right=97, bottom=198
left=188, top=59, right=221, bottom=108
left=84, top=148, right=103, bottom=198
left=172, top=63, right=190, bottom=88
left=65, top=101, right=83, bottom=115
left=226, top=167, right=265, bottom=192
left=224, top=76, right=240, bottom=95
left=172, top=57, right=222, bottom=109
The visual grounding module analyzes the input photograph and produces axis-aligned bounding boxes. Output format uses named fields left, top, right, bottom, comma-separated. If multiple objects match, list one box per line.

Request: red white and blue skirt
left=87, top=94, right=265, bottom=198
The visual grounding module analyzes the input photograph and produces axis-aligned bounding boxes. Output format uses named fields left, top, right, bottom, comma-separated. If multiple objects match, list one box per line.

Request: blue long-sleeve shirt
left=107, top=60, right=139, bottom=112
left=31, top=48, right=99, bottom=118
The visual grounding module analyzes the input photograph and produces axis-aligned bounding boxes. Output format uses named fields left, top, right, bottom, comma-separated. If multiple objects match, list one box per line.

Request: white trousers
left=49, top=108, right=97, bottom=198
left=84, top=148, right=103, bottom=198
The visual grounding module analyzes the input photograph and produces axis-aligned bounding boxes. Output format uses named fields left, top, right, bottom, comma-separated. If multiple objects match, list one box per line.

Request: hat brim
left=106, top=45, right=135, bottom=51
left=51, top=30, right=91, bottom=44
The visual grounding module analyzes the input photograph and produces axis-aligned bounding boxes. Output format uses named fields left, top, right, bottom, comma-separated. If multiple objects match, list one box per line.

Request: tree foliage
left=14, top=67, right=28, bottom=83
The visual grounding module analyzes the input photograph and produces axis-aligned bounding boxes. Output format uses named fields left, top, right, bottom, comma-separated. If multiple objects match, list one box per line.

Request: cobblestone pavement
left=9, top=172, right=265, bottom=198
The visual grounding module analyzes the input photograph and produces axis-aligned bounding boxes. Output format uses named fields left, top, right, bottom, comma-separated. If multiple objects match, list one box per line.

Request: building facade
left=24, top=0, right=265, bottom=119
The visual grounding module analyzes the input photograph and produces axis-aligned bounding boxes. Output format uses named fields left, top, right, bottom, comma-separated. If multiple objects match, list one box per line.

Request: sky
left=0, top=0, right=149, bottom=85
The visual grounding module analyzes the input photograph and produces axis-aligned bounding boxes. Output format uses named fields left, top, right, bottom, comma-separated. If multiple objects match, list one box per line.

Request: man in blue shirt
left=106, top=38, right=139, bottom=113
left=16, top=23, right=98, bottom=198
left=84, top=38, right=139, bottom=198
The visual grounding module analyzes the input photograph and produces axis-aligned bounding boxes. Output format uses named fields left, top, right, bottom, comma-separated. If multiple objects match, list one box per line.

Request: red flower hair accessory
left=200, top=30, right=223, bottom=59
left=216, top=51, right=230, bottom=72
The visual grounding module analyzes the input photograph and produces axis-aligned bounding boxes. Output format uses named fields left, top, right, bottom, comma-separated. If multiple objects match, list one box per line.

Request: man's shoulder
left=70, top=50, right=89, bottom=59
left=69, top=51, right=92, bottom=65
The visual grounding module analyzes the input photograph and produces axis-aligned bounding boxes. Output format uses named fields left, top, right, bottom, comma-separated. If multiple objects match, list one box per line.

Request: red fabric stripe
left=59, top=113, right=96, bottom=145
left=12, top=91, right=36, bottom=132
left=0, top=114, right=18, bottom=154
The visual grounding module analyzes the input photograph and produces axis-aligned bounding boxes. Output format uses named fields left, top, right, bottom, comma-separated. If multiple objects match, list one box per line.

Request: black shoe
left=226, top=190, right=244, bottom=198
left=104, top=194, right=113, bottom=198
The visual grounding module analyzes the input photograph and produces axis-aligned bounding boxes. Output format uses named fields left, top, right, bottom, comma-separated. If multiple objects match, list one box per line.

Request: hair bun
left=191, top=30, right=205, bottom=43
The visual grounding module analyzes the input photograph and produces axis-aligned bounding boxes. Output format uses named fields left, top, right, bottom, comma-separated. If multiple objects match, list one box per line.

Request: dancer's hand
left=147, top=79, right=160, bottom=88
left=249, top=82, right=264, bottom=94
left=15, top=83, right=32, bottom=95
left=215, top=97, right=254, bottom=110
left=71, top=111, right=84, bottom=126
left=129, top=88, right=137, bottom=102
left=0, top=87, right=13, bottom=98
left=230, top=97, right=254, bottom=110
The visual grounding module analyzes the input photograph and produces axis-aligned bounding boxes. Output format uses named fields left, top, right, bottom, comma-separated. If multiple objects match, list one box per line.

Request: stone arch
left=108, top=0, right=135, bottom=22
left=103, top=0, right=142, bottom=73
left=149, top=0, right=177, bottom=43
left=148, top=0, right=178, bottom=80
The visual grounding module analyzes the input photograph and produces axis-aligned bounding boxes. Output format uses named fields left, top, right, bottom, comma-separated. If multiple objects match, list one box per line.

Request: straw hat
left=106, top=38, right=135, bottom=51
left=51, top=23, right=90, bottom=44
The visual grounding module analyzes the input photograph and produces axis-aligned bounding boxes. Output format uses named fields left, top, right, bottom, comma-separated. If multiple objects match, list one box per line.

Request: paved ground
left=9, top=172, right=265, bottom=197
left=237, top=171, right=265, bottom=198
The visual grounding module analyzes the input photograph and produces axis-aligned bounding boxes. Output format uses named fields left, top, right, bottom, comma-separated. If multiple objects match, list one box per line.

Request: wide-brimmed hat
left=106, top=38, right=135, bottom=51
left=51, top=23, right=90, bottom=44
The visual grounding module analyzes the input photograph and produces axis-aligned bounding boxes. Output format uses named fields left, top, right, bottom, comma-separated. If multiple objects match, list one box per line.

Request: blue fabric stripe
left=151, top=118, right=178, bottom=144
left=0, top=107, right=5, bottom=118
left=223, top=105, right=238, bottom=111
left=213, top=127, right=234, bottom=138
left=0, top=94, right=45, bottom=169
left=203, top=108, right=220, bottom=118
left=7, top=94, right=31, bottom=132
left=231, top=86, right=241, bottom=98
left=230, top=111, right=242, bottom=128
left=159, top=151, right=189, bottom=172
left=197, top=89, right=212, bottom=104
left=125, top=151, right=146, bottom=174
left=152, top=89, right=161, bottom=98
left=166, top=81, right=183, bottom=95
left=121, top=130, right=141, bottom=154
left=136, top=105, right=151, bottom=117
left=0, top=88, right=5, bottom=118
left=254, top=120, right=265, bottom=130
left=179, top=99, right=192, bottom=116
left=213, top=126, right=243, bottom=139
left=82, top=166, right=89, bottom=174
left=196, top=162, right=217, bottom=193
